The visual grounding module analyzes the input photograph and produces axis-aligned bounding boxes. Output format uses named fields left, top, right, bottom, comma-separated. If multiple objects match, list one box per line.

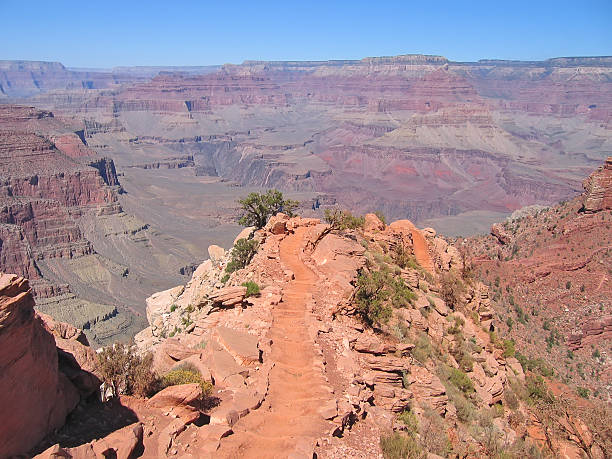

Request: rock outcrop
left=0, top=273, right=88, bottom=457
left=582, top=156, right=612, bottom=212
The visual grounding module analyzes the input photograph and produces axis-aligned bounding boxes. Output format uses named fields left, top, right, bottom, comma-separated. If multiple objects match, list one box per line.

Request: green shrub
left=448, top=367, right=474, bottom=394
left=391, top=278, right=417, bottom=308
left=226, top=238, right=259, bottom=273
left=170, top=304, right=177, bottom=312
left=526, top=375, right=551, bottom=403
left=412, top=334, right=434, bottom=364
left=324, top=208, right=365, bottom=230
left=161, top=364, right=212, bottom=396
left=220, top=273, right=230, bottom=284
left=380, top=432, right=425, bottom=459
left=577, top=387, right=590, bottom=399
left=502, top=339, right=515, bottom=358
left=397, top=409, right=418, bottom=432
left=242, top=281, right=260, bottom=297
left=355, top=270, right=393, bottom=325
left=392, top=242, right=420, bottom=270
left=439, top=271, right=466, bottom=310
left=238, top=189, right=298, bottom=228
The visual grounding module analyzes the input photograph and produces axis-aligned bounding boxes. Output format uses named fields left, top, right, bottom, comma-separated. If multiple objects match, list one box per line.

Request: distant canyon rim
left=0, top=54, right=610, bottom=343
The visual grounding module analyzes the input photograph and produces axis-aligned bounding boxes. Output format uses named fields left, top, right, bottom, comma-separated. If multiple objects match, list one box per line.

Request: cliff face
left=0, top=105, right=117, bottom=283
left=0, top=60, right=145, bottom=98
left=0, top=273, right=79, bottom=457
left=582, top=157, right=612, bottom=212
left=0, top=105, right=153, bottom=345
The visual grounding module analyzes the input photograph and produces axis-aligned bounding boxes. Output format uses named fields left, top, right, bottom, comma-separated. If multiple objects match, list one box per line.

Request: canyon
left=1, top=54, right=609, bottom=345
left=0, top=54, right=610, bottom=457
left=4, top=55, right=610, bottom=233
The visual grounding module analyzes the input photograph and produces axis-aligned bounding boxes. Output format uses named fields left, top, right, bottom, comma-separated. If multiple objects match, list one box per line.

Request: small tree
left=226, top=238, right=259, bottom=273
left=237, top=189, right=298, bottom=229
left=307, top=208, right=365, bottom=251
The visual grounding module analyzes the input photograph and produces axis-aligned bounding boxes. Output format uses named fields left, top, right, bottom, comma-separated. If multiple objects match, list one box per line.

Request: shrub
left=161, top=363, right=212, bottom=396
left=354, top=270, right=393, bottom=326
left=324, top=208, right=365, bottom=230
left=391, top=277, right=417, bottom=308
left=397, top=409, right=418, bottom=432
left=380, top=432, right=425, bottom=459
left=412, top=334, right=434, bottom=364
left=98, top=342, right=158, bottom=398
left=226, top=238, right=259, bottom=273
left=354, top=268, right=417, bottom=325
left=526, top=375, right=551, bottom=403
left=237, top=189, right=298, bottom=228
left=448, top=367, right=474, bottom=394
left=439, top=272, right=465, bottom=310
left=220, top=273, right=230, bottom=284
left=502, top=339, right=515, bottom=358
left=242, top=281, right=260, bottom=297
left=392, top=242, right=420, bottom=270
left=577, top=387, right=590, bottom=399
left=129, top=352, right=158, bottom=397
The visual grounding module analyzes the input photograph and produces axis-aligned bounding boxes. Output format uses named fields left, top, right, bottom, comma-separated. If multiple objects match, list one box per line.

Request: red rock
left=39, top=312, right=101, bottom=397
left=582, top=157, right=612, bottom=212
left=0, top=273, right=79, bottom=457
left=148, top=383, right=202, bottom=414
left=209, top=286, right=247, bottom=307
left=364, top=213, right=385, bottom=232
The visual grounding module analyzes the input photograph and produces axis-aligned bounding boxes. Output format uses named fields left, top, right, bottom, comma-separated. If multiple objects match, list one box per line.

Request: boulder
left=148, top=383, right=202, bottom=411
left=213, top=326, right=260, bottom=366
left=39, top=312, right=101, bottom=397
left=146, top=285, right=184, bottom=333
left=209, top=286, right=247, bottom=307
left=364, top=213, right=385, bottom=232
left=208, top=245, right=226, bottom=265
left=233, top=226, right=255, bottom=246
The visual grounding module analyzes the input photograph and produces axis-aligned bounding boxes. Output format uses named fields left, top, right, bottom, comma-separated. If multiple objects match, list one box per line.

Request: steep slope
left=463, top=157, right=612, bottom=401
left=0, top=105, right=234, bottom=345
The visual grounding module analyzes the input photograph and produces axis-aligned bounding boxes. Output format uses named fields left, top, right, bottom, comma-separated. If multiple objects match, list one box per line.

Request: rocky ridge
left=6, top=204, right=606, bottom=458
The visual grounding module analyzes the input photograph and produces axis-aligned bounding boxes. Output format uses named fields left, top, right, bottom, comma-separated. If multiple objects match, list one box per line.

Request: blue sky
left=1, top=0, right=610, bottom=67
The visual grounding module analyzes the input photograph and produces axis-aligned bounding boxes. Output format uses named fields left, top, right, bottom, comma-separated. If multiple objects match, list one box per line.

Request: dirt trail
left=409, top=228, right=434, bottom=274
left=217, top=227, right=332, bottom=458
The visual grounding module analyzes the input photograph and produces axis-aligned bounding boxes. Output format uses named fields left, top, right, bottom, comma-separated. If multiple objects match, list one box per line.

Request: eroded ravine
left=217, top=227, right=332, bottom=458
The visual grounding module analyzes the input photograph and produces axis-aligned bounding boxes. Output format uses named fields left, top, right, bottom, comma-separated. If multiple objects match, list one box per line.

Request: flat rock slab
left=213, top=326, right=260, bottom=366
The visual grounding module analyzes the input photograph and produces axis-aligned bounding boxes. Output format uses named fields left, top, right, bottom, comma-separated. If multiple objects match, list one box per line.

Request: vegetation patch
left=161, top=363, right=213, bottom=396
left=226, top=238, right=259, bottom=273
left=237, top=189, right=298, bottom=228
left=242, top=281, right=261, bottom=297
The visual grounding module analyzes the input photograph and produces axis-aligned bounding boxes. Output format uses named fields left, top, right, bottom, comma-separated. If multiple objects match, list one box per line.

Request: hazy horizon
left=2, top=0, right=610, bottom=68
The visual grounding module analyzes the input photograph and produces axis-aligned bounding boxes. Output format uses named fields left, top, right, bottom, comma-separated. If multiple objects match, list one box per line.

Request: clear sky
left=1, top=0, right=611, bottom=68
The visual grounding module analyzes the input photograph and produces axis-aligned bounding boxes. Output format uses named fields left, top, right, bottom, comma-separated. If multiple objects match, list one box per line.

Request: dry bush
left=98, top=342, right=158, bottom=398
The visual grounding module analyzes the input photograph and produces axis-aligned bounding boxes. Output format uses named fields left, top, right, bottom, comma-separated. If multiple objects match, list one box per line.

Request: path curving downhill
left=217, top=226, right=332, bottom=458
